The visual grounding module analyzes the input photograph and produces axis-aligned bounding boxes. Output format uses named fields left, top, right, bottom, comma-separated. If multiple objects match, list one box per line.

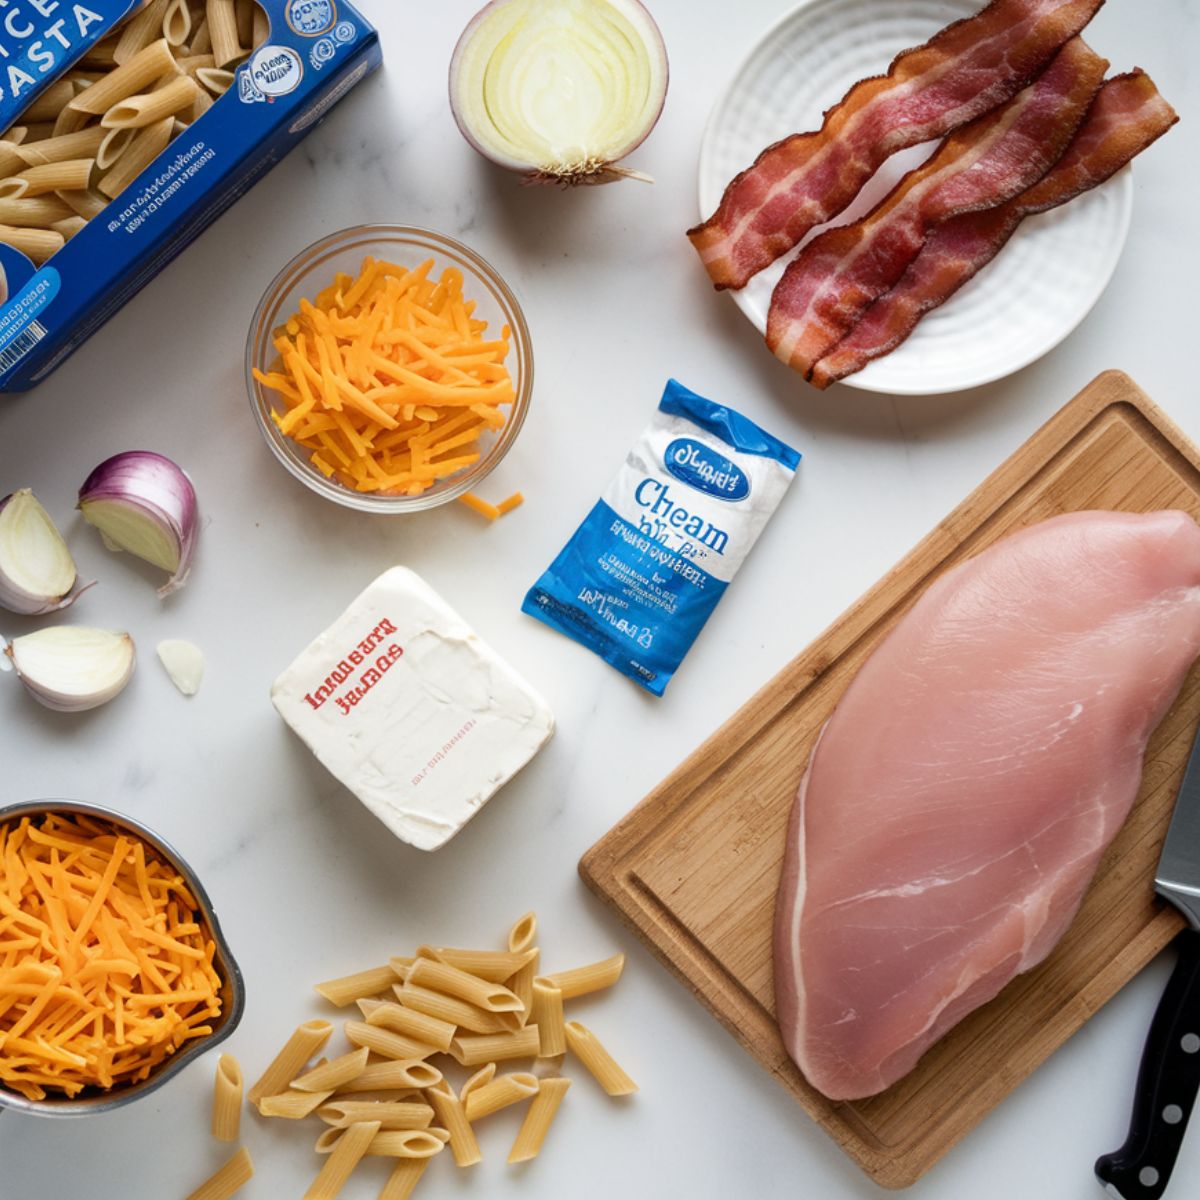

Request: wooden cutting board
left=580, top=370, right=1200, bottom=1189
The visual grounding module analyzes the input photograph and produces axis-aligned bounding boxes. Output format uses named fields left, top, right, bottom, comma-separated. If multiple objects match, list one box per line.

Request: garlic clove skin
left=156, top=639, right=204, bottom=696
left=6, top=627, right=136, bottom=712
left=0, top=489, right=87, bottom=616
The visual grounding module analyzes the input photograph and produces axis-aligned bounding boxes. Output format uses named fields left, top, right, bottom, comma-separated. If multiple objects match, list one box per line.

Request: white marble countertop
left=2, top=0, right=1199, bottom=1196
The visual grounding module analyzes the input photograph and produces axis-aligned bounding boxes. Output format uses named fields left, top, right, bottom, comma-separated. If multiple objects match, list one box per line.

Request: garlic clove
left=156, top=639, right=204, bottom=696
left=6, top=626, right=136, bottom=712
left=0, top=489, right=87, bottom=616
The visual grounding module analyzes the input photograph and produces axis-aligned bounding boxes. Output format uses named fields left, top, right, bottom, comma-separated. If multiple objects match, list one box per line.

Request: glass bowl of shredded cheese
left=245, top=225, right=534, bottom=512
left=0, top=799, right=245, bottom=1116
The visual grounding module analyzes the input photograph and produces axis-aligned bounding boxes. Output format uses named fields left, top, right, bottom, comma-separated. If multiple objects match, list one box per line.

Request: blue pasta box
left=0, top=0, right=381, bottom=391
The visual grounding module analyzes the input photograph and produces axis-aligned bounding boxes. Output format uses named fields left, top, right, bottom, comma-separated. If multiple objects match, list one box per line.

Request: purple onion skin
left=78, top=451, right=198, bottom=597
left=448, top=0, right=670, bottom=182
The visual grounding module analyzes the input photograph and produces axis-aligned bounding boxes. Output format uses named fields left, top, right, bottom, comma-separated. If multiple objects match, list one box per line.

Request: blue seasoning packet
left=522, top=379, right=801, bottom=695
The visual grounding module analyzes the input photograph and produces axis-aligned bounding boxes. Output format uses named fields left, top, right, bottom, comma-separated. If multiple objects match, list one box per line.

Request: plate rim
left=695, top=0, right=1134, bottom=396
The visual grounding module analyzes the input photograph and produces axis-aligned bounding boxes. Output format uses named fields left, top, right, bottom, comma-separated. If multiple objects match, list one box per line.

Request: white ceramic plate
left=697, top=0, right=1133, bottom=395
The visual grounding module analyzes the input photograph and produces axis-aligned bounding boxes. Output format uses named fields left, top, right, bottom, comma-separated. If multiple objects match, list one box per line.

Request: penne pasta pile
left=0, top=0, right=269, bottom=265
left=185, top=913, right=636, bottom=1200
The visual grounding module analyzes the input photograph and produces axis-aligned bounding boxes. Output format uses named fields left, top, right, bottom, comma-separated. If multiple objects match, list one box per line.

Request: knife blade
left=1095, top=724, right=1200, bottom=1200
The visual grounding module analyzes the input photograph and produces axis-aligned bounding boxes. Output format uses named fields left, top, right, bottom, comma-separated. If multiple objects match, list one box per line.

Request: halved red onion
left=77, top=452, right=198, bottom=598
left=0, top=489, right=90, bottom=615
left=450, top=0, right=669, bottom=186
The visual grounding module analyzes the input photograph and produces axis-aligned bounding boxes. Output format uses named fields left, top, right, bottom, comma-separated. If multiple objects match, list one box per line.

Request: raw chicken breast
left=775, top=510, right=1200, bottom=1101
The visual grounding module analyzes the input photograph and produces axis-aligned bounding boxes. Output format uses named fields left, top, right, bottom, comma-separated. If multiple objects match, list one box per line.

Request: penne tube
left=53, top=106, right=92, bottom=136
left=195, top=66, right=236, bottom=95
left=542, top=953, right=625, bottom=999
left=425, top=1082, right=481, bottom=1168
left=15, top=127, right=106, bottom=167
left=189, top=14, right=213, bottom=55
left=564, top=1021, right=637, bottom=1096
left=0, top=142, right=26, bottom=182
left=450, top=1024, right=540, bottom=1067
left=508, top=1077, right=571, bottom=1164
left=96, top=126, right=136, bottom=171
left=79, top=33, right=121, bottom=69
left=458, top=1063, right=496, bottom=1104
left=22, top=80, right=76, bottom=125
left=185, top=1146, right=254, bottom=1200
left=508, top=912, right=537, bottom=954
left=435, top=947, right=538, bottom=983
left=463, top=1072, right=539, bottom=1122
left=3, top=125, right=29, bottom=145
left=56, top=188, right=109, bottom=219
left=0, top=196, right=75, bottom=227
left=98, top=116, right=173, bottom=198
left=164, top=0, right=193, bottom=46
left=207, top=0, right=243, bottom=68
left=531, top=979, right=566, bottom=1058
left=21, top=121, right=57, bottom=140
left=318, top=1100, right=434, bottom=1131
left=379, top=1159, right=429, bottom=1200
left=191, top=87, right=214, bottom=120
left=0, top=159, right=94, bottom=199
left=211, top=1053, right=243, bottom=1142
left=407, top=957, right=524, bottom=1013
left=334, top=1060, right=442, bottom=1095
left=393, top=982, right=519, bottom=1035
left=247, top=1018, right=332, bottom=1104
left=52, top=215, right=88, bottom=240
left=304, top=1119, right=379, bottom=1200
left=314, top=964, right=402, bottom=1007
left=291, top=1046, right=370, bottom=1092
left=508, top=948, right=538, bottom=1022
left=251, top=4, right=269, bottom=49
left=357, top=1000, right=455, bottom=1052
left=316, top=1128, right=447, bottom=1160
left=344, top=1020, right=438, bottom=1062
left=234, top=0, right=255, bottom=46
left=114, top=0, right=171, bottom=64
left=0, top=225, right=64, bottom=265
left=258, top=1087, right=333, bottom=1118
left=176, top=53, right=217, bottom=76
left=101, top=74, right=201, bottom=129
left=68, top=39, right=180, bottom=114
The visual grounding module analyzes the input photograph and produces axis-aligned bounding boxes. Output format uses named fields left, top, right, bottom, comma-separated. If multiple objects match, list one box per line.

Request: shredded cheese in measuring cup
left=522, top=379, right=801, bottom=695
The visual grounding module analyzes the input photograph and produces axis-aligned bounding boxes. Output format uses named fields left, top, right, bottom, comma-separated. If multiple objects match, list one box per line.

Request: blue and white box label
left=523, top=379, right=801, bottom=696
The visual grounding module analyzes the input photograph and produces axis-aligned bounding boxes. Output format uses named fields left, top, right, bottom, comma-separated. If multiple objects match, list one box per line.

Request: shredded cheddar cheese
left=0, top=813, right=223, bottom=1101
left=253, top=257, right=516, bottom=496
left=458, top=490, right=525, bottom=521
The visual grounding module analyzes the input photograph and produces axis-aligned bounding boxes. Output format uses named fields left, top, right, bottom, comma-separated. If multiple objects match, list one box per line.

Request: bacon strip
left=810, top=73, right=1178, bottom=388
left=688, top=0, right=1105, bottom=291
left=766, top=38, right=1107, bottom=379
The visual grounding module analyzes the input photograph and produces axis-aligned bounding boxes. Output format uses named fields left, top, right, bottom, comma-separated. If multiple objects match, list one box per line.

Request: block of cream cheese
left=272, top=567, right=554, bottom=851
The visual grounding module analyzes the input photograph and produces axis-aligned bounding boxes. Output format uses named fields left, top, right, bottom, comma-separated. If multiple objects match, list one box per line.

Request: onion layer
left=0, top=489, right=88, bottom=615
left=450, top=0, right=669, bottom=185
left=77, top=451, right=198, bottom=598
left=6, top=626, right=136, bottom=712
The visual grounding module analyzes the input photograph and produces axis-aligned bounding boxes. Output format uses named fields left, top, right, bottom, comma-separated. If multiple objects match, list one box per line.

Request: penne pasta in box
left=0, top=0, right=379, bottom=392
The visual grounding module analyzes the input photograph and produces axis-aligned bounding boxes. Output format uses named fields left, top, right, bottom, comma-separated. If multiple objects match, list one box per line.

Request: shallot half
left=78, top=451, right=198, bottom=597
left=5, top=626, right=136, bottom=712
left=450, top=0, right=669, bottom=186
left=0, top=489, right=88, bottom=615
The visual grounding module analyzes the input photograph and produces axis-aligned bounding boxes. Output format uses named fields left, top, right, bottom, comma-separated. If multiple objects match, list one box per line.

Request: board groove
left=580, top=372, right=1199, bottom=1188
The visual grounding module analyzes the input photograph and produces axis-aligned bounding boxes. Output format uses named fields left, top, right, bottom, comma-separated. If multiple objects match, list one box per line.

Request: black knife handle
left=1096, top=930, right=1200, bottom=1199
